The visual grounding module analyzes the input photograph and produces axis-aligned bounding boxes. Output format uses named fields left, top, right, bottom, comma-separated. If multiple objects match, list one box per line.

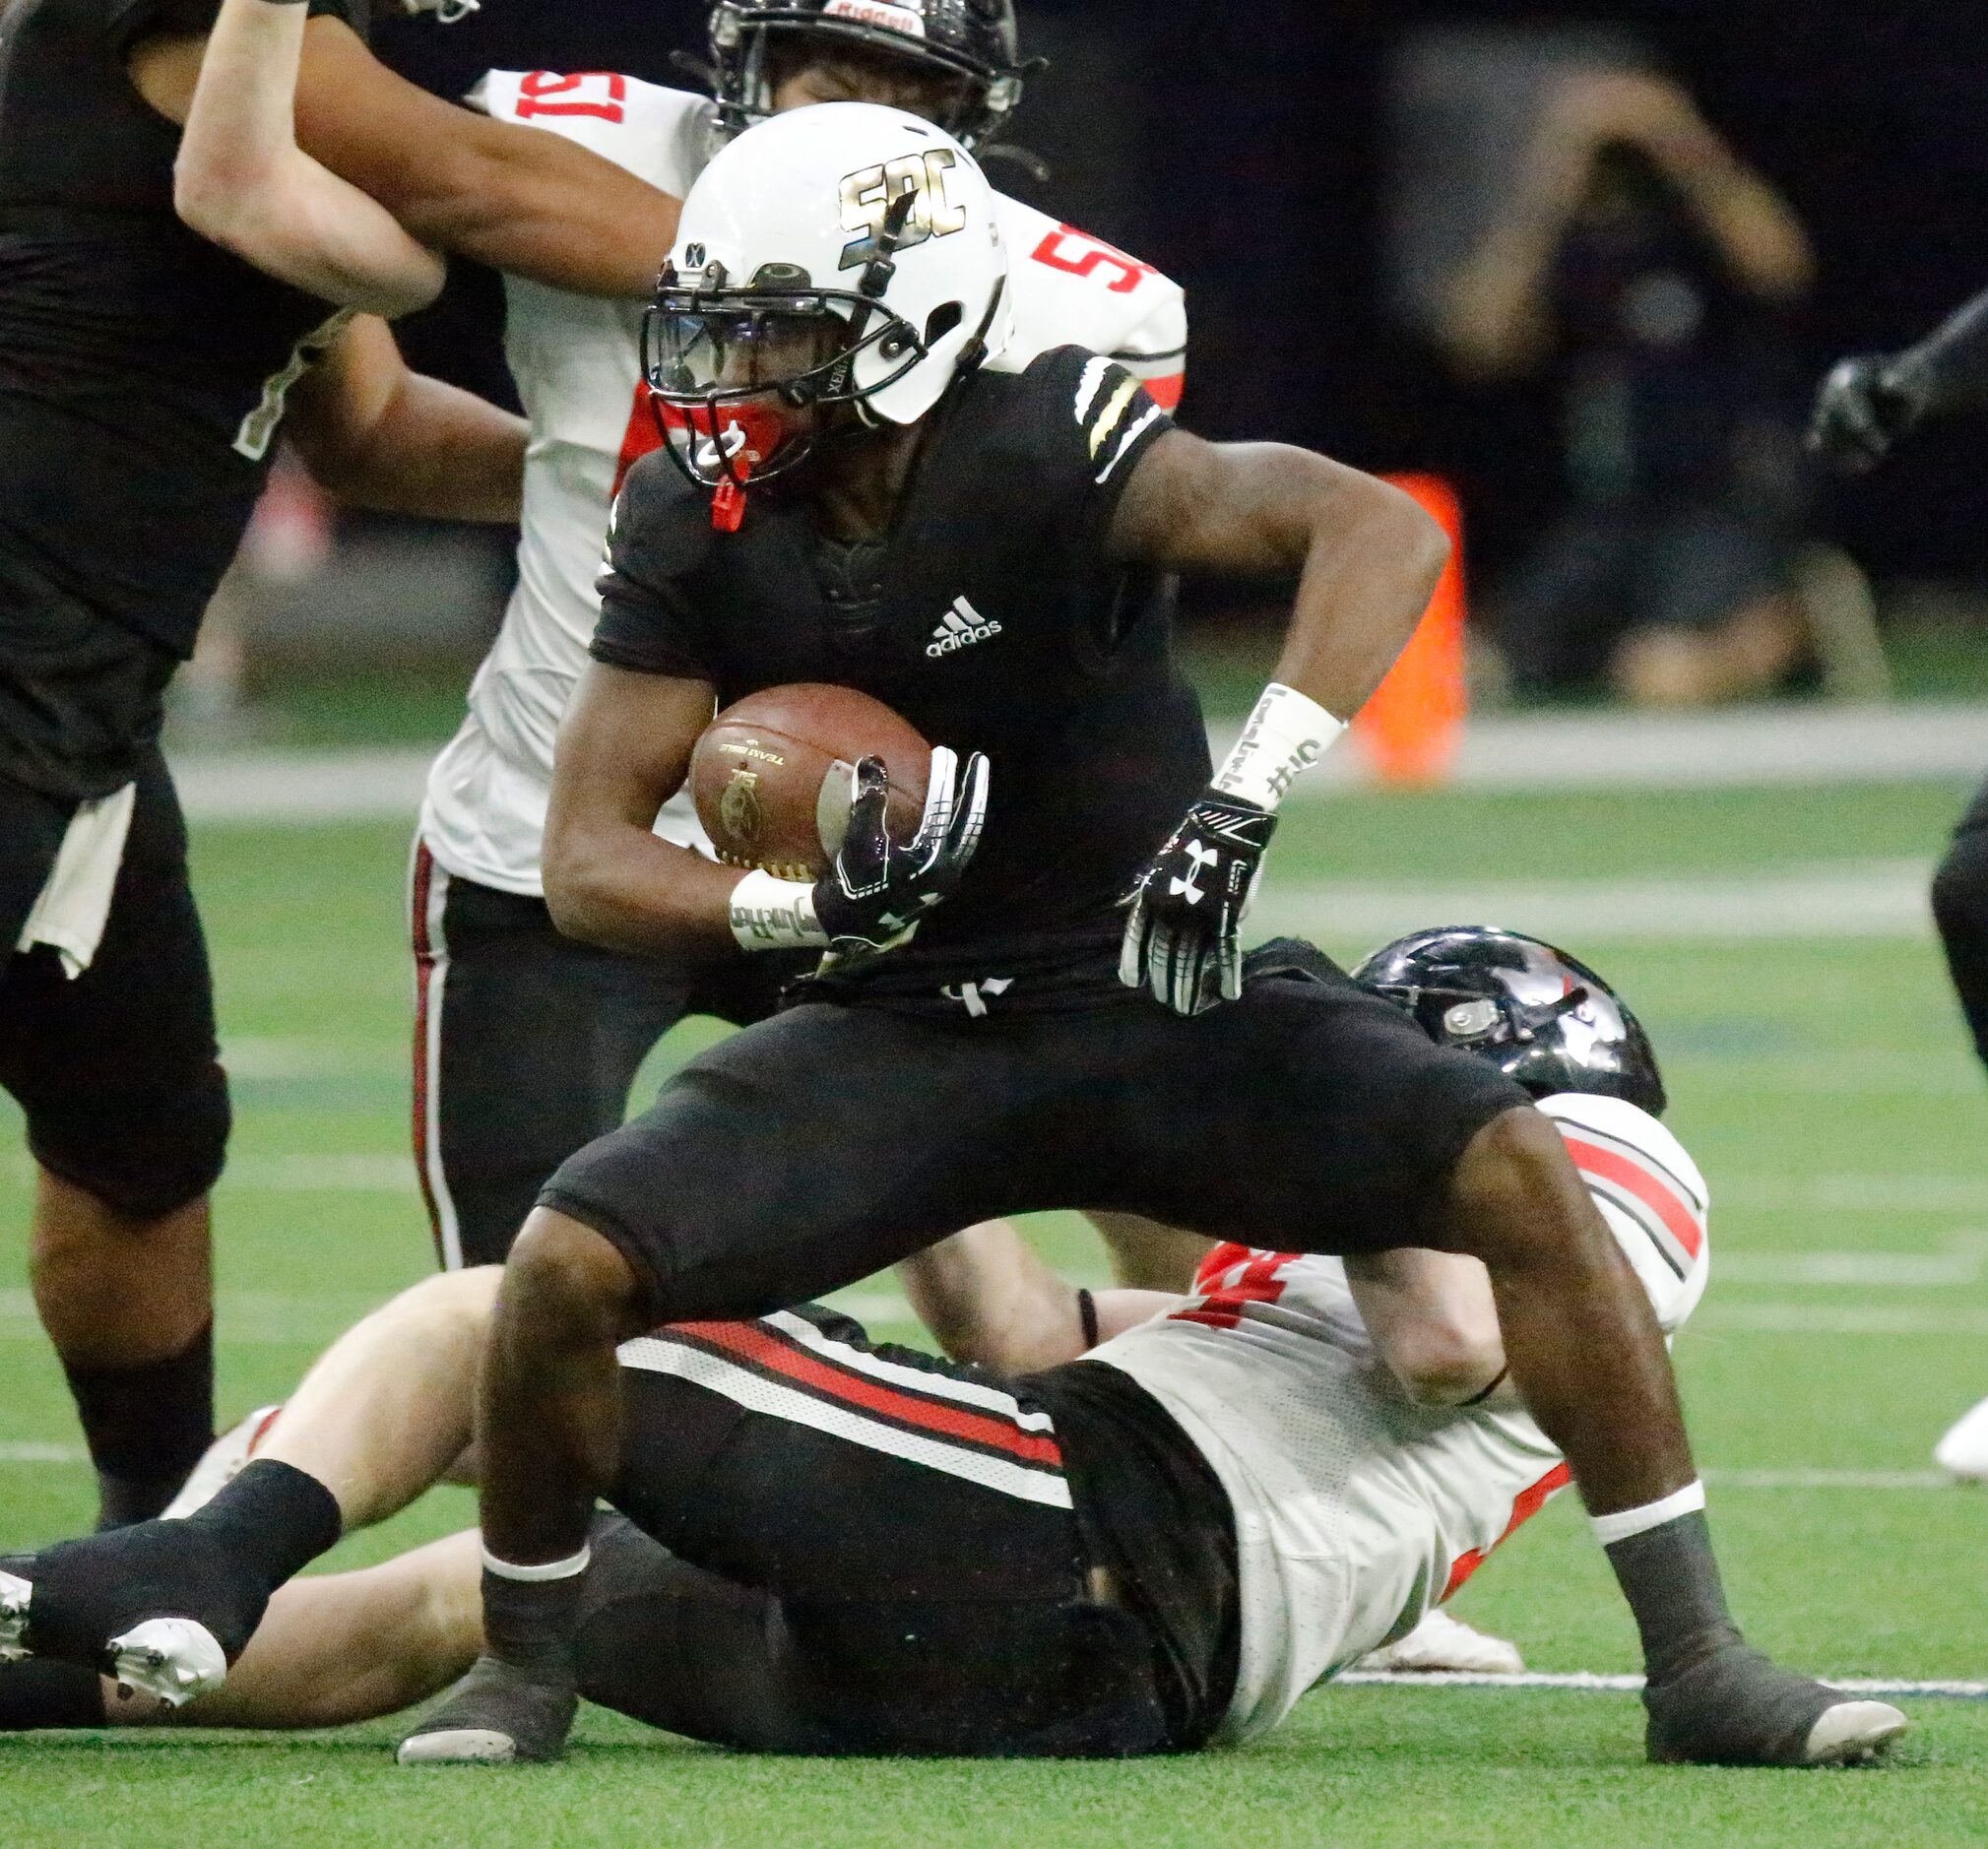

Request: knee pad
left=27, top=1059, right=230, bottom=1222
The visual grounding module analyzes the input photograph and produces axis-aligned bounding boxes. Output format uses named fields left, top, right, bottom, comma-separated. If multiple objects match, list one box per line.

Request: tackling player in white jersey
left=0, top=933, right=1905, bottom=1764
left=410, top=1, right=1191, bottom=1278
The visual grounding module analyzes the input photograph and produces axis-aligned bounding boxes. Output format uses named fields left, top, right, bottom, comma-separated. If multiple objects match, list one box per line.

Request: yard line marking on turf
left=1252, top=861, right=1934, bottom=945
left=1715, top=1230, right=1988, bottom=1287
left=1703, top=1468, right=1953, bottom=1490
left=1696, top=1303, right=1988, bottom=1336
left=1335, top=1672, right=1988, bottom=1698
left=0, top=1441, right=87, bottom=1463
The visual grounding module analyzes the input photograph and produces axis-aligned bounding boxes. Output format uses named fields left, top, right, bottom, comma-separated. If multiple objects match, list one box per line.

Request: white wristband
left=728, top=867, right=829, bottom=952
left=1212, top=682, right=1345, bottom=811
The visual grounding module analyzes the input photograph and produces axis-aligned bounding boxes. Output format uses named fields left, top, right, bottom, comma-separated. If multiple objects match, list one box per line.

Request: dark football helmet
left=704, top=0, right=1032, bottom=148
left=1352, top=926, right=1666, bottom=1117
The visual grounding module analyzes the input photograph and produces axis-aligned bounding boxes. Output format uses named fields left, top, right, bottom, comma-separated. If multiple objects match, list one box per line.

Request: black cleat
left=1644, top=1642, right=1908, bottom=1766
left=397, top=1655, right=578, bottom=1765
left=0, top=1525, right=268, bottom=1706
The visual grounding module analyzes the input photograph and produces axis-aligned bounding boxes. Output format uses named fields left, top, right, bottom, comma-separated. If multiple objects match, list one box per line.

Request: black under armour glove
left=813, top=748, right=989, bottom=958
left=1120, top=789, right=1277, bottom=1016
left=1807, top=353, right=1929, bottom=475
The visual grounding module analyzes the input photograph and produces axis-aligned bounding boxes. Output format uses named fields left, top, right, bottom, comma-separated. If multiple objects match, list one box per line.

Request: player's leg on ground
left=1440, top=1106, right=1901, bottom=1762
left=0, top=1270, right=499, bottom=1702
left=1, top=756, right=226, bottom=1529
left=1085, top=1211, right=1211, bottom=1292
left=412, top=852, right=693, bottom=1269
left=0, top=1532, right=482, bottom=1733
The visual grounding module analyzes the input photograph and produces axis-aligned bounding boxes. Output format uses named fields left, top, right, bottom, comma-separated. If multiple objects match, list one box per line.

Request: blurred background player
left=1, top=932, right=1899, bottom=1764
left=407, top=0, right=1196, bottom=1289
left=1811, top=283, right=1988, bottom=1480
left=1439, top=69, right=1814, bottom=707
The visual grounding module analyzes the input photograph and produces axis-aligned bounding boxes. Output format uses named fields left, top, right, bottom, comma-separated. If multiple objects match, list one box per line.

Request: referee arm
left=130, top=20, right=679, bottom=298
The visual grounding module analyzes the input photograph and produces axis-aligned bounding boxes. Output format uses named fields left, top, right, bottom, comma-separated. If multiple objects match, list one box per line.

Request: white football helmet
left=643, top=102, right=1010, bottom=495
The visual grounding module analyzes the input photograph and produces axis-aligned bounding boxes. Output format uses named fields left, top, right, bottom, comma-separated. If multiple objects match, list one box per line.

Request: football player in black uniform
left=0, top=0, right=686, bottom=1531
left=1811, top=287, right=1988, bottom=1476
left=18, top=104, right=1884, bottom=1772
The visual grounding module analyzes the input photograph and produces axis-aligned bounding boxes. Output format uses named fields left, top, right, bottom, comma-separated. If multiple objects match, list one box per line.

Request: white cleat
left=1804, top=1698, right=1909, bottom=1765
left=1933, top=1394, right=1988, bottom=1483
left=162, top=1405, right=284, bottom=1519
left=397, top=1728, right=520, bottom=1766
left=1355, top=1607, right=1525, bottom=1676
left=0, top=1570, right=32, bottom=1664
left=106, top=1618, right=228, bottom=1707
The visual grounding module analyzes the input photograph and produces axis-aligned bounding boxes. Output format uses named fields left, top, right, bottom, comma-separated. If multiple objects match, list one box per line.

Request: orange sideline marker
left=1353, top=473, right=1467, bottom=786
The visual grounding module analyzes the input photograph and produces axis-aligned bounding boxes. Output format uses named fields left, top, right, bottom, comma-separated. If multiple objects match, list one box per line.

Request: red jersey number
left=1030, top=225, right=1154, bottom=296
left=517, top=72, right=627, bottom=124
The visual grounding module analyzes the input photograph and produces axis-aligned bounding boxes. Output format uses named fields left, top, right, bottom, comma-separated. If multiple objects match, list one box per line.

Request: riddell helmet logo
left=927, top=595, right=1002, bottom=658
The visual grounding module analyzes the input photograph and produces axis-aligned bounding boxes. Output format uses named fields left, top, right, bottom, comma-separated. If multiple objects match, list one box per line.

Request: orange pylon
left=1353, top=473, right=1468, bottom=786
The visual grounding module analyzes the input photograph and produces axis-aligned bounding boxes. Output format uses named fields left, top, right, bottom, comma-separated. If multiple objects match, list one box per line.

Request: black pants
left=542, top=957, right=1530, bottom=1324
left=573, top=1307, right=1232, bottom=1755
left=1933, top=770, right=1988, bottom=1071
left=0, top=749, right=227, bottom=1218
left=409, top=844, right=793, bottom=1267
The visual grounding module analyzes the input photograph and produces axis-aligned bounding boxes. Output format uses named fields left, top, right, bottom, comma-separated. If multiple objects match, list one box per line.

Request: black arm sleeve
left=1898, top=284, right=1988, bottom=421
left=591, top=451, right=720, bottom=681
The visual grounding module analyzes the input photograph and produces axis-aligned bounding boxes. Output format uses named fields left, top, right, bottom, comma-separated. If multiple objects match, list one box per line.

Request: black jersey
left=593, top=346, right=1209, bottom=1002
left=0, top=0, right=366, bottom=661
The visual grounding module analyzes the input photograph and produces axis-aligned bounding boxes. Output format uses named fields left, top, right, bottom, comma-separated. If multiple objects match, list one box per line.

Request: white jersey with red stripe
left=1087, top=1091, right=1709, bottom=1746
left=418, top=70, right=1188, bottom=897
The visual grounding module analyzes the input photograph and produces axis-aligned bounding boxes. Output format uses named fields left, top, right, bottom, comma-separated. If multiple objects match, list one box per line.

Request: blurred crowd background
left=186, top=0, right=1988, bottom=737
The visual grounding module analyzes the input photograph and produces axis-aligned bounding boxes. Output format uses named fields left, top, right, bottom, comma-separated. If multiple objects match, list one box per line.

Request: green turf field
left=3, top=776, right=1987, bottom=1846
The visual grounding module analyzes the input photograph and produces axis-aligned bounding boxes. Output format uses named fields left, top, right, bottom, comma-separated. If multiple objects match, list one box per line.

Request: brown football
left=690, top=684, right=930, bottom=878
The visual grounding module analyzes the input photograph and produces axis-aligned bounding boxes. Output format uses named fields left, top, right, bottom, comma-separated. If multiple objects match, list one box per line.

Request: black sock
left=177, top=1459, right=343, bottom=1596
left=1603, top=1509, right=1743, bottom=1685
left=0, top=1658, right=105, bottom=1730
left=62, top=1325, right=215, bottom=1529
left=481, top=1567, right=587, bottom=1687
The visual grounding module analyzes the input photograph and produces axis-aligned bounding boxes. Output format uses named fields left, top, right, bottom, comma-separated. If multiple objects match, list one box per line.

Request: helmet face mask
left=1353, top=926, right=1667, bottom=1117
left=646, top=105, right=1011, bottom=504
left=706, top=1, right=1029, bottom=149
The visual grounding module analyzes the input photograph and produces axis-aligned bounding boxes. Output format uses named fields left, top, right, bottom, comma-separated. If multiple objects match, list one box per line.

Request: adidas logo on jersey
left=927, top=596, right=1003, bottom=658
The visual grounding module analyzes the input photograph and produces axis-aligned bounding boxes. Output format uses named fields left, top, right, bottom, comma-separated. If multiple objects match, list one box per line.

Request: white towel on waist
left=16, top=783, right=137, bottom=979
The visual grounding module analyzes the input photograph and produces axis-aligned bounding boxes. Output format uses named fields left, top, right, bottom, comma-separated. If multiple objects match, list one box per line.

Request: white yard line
left=1336, top=1671, right=1988, bottom=1698
left=1252, top=861, right=1935, bottom=945
left=172, top=703, right=1988, bottom=823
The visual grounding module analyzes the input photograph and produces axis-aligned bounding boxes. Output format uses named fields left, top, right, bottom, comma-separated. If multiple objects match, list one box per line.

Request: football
left=690, top=684, right=930, bottom=878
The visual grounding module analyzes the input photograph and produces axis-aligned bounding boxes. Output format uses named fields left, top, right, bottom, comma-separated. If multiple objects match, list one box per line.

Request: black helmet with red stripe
left=704, top=1, right=1031, bottom=148
left=1353, top=926, right=1666, bottom=1117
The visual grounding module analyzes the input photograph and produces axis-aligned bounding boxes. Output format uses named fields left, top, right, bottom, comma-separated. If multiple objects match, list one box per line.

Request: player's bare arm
left=129, top=20, right=679, bottom=297
left=1112, top=430, right=1447, bottom=1013
left=174, top=0, right=445, bottom=317
left=285, top=315, right=525, bottom=522
left=898, top=1223, right=1177, bottom=1374
left=542, top=664, right=737, bottom=956
left=1343, top=1249, right=1512, bottom=1410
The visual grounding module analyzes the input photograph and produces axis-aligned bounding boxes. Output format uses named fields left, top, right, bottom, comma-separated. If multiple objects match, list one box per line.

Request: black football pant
left=1932, top=769, right=1988, bottom=1073
left=572, top=1308, right=1211, bottom=1756
left=408, top=843, right=792, bottom=1267
left=0, top=749, right=227, bottom=1219
left=541, top=958, right=1531, bottom=1325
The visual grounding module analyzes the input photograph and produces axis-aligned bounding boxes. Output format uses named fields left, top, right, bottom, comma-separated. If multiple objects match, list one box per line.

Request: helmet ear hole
left=924, top=301, right=964, bottom=345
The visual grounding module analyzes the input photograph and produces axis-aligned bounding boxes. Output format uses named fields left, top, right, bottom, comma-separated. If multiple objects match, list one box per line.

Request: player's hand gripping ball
left=1121, top=790, right=1278, bottom=1015
left=691, top=684, right=931, bottom=876
left=814, top=747, right=991, bottom=957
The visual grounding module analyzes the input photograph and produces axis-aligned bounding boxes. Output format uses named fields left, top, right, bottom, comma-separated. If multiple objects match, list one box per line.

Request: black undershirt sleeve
left=591, top=452, right=719, bottom=682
